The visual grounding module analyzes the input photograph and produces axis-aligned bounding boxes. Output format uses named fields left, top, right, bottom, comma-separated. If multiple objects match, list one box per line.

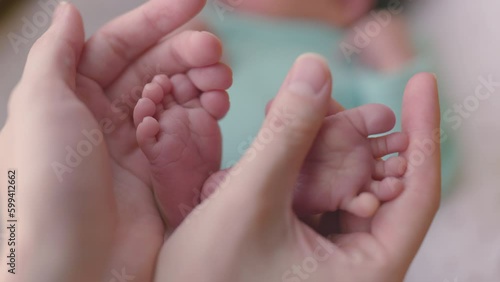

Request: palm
left=77, top=74, right=155, bottom=181
left=68, top=0, right=221, bottom=279
left=71, top=67, right=164, bottom=282
left=285, top=218, right=389, bottom=281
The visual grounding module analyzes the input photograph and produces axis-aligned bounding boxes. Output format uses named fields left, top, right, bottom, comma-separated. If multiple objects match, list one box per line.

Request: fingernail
left=52, top=1, right=69, bottom=23
left=287, top=54, right=330, bottom=96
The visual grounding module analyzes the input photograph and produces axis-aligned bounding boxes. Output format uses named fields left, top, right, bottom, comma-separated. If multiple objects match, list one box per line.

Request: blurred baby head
left=327, top=0, right=407, bottom=26
left=327, top=0, right=378, bottom=26
left=236, top=0, right=404, bottom=27
left=336, top=0, right=408, bottom=24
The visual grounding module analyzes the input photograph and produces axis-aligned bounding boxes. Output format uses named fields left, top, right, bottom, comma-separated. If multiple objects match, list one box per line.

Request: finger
left=264, top=99, right=274, bottom=116
left=372, top=73, right=441, bottom=262
left=373, top=156, right=407, bottom=179
left=340, top=104, right=396, bottom=137
left=220, top=54, right=331, bottom=214
left=200, top=169, right=231, bottom=201
left=23, top=2, right=84, bottom=90
left=78, top=0, right=206, bottom=87
left=326, top=98, right=346, bottom=116
left=370, top=132, right=409, bottom=158
left=105, top=31, right=223, bottom=102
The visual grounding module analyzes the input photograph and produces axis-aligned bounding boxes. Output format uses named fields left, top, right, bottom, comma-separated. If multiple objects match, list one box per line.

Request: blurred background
left=1, top=0, right=499, bottom=281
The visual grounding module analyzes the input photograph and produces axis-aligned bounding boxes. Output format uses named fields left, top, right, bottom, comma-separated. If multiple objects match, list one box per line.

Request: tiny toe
left=343, top=192, right=380, bottom=218
left=153, top=74, right=173, bottom=93
left=143, top=80, right=168, bottom=104
left=368, top=177, right=404, bottom=202
left=187, top=63, right=233, bottom=91
left=134, top=98, right=157, bottom=127
left=200, top=90, right=230, bottom=120
left=371, top=132, right=409, bottom=158
left=171, top=74, right=200, bottom=105
left=374, top=156, right=408, bottom=179
left=136, top=116, right=160, bottom=157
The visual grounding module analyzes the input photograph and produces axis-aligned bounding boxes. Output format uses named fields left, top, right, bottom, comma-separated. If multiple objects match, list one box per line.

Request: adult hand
left=155, top=55, right=441, bottom=282
left=0, top=1, right=227, bottom=281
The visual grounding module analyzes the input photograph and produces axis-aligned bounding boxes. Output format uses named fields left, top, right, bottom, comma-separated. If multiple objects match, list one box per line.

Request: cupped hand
left=0, top=1, right=230, bottom=281
left=155, top=55, right=441, bottom=282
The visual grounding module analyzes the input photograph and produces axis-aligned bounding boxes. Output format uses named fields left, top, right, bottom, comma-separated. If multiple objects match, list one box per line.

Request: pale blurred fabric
left=1, top=1, right=499, bottom=281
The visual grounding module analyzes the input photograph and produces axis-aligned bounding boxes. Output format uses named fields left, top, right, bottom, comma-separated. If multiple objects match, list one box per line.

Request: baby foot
left=201, top=102, right=408, bottom=219
left=133, top=73, right=230, bottom=227
left=294, top=103, right=409, bottom=218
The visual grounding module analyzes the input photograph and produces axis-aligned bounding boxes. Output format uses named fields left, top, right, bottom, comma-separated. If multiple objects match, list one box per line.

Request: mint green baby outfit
left=202, top=8, right=456, bottom=194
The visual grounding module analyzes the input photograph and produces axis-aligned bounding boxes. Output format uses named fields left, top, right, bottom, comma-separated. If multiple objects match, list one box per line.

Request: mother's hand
left=1, top=1, right=226, bottom=281
left=155, top=55, right=441, bottom=282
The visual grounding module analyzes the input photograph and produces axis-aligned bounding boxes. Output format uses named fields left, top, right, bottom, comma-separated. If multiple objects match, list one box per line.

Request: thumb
left=223, top=54, right=331, bottom=213
left=373, top=73, right=441, bottom=266
left=22, top=2, right=85, bottom=89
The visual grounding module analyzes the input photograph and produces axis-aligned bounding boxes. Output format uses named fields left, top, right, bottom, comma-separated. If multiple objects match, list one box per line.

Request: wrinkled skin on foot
left=133, top=74, right=230, bottom=228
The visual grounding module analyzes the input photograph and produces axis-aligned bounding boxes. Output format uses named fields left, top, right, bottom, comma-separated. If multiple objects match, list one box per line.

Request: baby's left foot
left=134, top=72, right=230, bottom=228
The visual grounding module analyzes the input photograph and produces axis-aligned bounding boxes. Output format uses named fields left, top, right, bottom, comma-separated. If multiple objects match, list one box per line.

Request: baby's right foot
left=202, top=102, right=408, bottom=219
left=294, top=103, right=409, bottom=218
left=134, top=71, right=231, bottom=228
